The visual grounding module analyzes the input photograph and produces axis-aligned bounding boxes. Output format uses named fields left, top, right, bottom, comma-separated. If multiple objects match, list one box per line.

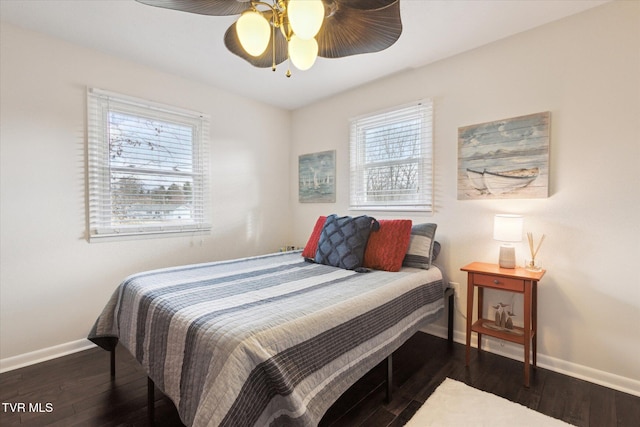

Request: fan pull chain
left=286, top=35, right=292, bottom=77
left=271, top=15, right=276, bottom=72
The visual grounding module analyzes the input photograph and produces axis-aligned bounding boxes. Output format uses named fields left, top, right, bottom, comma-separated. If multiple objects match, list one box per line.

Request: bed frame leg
left=148, top=377, right=155, bottom=425
left=385, top=354, right=393, bottom=403
left=110, top=348, right=116, bottom=378
left=445, top=287, right=454, bottom=343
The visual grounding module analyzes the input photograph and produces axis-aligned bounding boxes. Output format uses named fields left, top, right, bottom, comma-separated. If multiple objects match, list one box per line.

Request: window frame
left=349, top=99, right=434, bottom=213
left=86, top=88, right=211, bottom=241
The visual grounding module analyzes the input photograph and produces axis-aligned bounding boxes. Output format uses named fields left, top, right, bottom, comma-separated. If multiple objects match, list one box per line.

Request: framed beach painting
left=457, top=112, right=550, bottom=200
left=299, top=150, right=336, bottom=203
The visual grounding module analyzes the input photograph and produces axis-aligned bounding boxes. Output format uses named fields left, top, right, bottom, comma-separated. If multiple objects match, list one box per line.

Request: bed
left=89, top=217, right=451, bottom=427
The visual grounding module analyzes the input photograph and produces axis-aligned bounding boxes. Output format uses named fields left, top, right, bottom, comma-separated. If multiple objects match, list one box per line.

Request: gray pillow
left=403, top=223, right=438, bottom=269
left=315, top=214, right=379, bottom=270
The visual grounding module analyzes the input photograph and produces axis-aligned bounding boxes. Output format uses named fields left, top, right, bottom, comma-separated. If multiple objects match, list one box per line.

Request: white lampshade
left=287, top=0, right=324, bottom=40
left=493, top=214, right=523, bottom=268
left=493, top=214, right=524, bottom=242
left=289, top=35, right=318, bottom=70
left=236, top=10, right=271, bottom=57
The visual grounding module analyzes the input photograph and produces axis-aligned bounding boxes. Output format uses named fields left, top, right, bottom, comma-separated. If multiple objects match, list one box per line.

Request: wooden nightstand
left=461, top=262, right=545, bottom=387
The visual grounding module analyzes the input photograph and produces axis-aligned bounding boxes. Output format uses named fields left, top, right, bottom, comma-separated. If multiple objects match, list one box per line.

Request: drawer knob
left=493, top=279, right=500, bottom=285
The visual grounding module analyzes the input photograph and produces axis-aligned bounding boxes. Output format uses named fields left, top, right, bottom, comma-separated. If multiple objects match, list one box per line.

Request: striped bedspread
left=88, top=251, right=445, bottom=426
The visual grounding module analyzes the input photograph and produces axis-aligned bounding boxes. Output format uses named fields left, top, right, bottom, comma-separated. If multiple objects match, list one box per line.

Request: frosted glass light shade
left=236, top=10, right=271, bottom=57
left=493, top=214, right=524, bottom=242
left=287, top=0, right=324, bottom=40
left=289, top=35, right=318, bottom=70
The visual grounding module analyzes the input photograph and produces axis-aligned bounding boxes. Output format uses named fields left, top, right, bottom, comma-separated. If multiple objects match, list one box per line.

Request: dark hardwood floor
left=1, top=333, right=638, bottom=426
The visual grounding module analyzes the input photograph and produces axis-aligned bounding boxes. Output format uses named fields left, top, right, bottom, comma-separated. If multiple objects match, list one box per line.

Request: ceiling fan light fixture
left=289, top=35, right=319, bottom=70
left=135, top=0, right=403, bottom=76
left=236, top=9, right=271, bottom=57
left=287, top=0, right=325, bottom=40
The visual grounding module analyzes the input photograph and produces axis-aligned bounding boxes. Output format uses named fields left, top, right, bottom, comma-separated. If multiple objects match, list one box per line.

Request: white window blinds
left=87, top=88, right=210, bottom=240
left=350, top=100, right=433, bottom=212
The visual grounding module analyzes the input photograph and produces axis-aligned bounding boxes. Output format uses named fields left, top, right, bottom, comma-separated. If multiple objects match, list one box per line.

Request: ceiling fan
left=135, top=0, right=402, bottom=76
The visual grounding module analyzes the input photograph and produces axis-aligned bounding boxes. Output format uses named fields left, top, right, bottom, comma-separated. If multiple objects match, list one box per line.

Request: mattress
left=89, top=250, right=445, bottom=426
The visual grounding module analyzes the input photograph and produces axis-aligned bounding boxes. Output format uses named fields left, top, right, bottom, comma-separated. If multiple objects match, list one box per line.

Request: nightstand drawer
left=474, top=274, right=525, bottom=292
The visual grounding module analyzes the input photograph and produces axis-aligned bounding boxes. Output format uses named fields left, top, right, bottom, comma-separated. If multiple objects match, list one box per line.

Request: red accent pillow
left=363, top=219, right=413, bottom=272
left=301, top=216, right=327, bottom=259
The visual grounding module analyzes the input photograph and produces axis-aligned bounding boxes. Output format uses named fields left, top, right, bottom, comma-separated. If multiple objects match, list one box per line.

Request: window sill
left=349, top=207, right=433, bottom=214
left=88, top=227, right=211, bottom=243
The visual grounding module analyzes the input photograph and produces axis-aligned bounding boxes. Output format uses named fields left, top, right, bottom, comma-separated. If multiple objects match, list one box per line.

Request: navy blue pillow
left=315, top=214, right=379, bottom=270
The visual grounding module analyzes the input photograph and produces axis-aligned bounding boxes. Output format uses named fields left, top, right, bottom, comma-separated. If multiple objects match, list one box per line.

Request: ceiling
left=1, top=0, right=609, bottom=110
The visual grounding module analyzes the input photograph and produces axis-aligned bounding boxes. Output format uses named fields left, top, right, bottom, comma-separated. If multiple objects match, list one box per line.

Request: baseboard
left=0, top=339, right=96, bottom=374
left=421, top=324, right=640, bottom=398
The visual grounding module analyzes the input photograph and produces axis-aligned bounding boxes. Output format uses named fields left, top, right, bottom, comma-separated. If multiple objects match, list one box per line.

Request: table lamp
left=493, top=214, right=523, bottom=268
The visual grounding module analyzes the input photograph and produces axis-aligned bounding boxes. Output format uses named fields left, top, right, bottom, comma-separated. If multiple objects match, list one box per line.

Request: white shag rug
left=405, top=378, right=574, bottom=427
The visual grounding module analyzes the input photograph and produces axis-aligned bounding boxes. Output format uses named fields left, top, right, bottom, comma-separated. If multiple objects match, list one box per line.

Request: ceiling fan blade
left=135, top=0, right=249, bottom=16
left=329, top=0, right=398, bottom=11
left=317, top=0, right=402, bottom=58
left=223, top=18, right=288, bottom=68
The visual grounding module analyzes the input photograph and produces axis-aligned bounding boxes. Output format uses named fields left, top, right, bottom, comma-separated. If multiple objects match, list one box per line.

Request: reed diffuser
left=526, top=232, right=545, bottom=271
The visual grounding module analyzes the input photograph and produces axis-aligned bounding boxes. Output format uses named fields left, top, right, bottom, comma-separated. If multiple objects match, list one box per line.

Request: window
left=349, top=100, right=433, bottom=212
left=87, top=88, right=210, bottom=240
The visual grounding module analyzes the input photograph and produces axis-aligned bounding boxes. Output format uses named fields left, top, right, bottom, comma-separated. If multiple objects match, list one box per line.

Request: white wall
left=0, top=24, right=292, bottom=364
left=290, top=1, right=639, bottom=394
left=2, top=1, right=638, bottom=396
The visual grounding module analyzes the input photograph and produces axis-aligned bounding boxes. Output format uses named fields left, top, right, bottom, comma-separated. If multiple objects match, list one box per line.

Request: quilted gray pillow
left=403, top=223, right=438, bottom=269
left=315, top=214, right=379, bottom=270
